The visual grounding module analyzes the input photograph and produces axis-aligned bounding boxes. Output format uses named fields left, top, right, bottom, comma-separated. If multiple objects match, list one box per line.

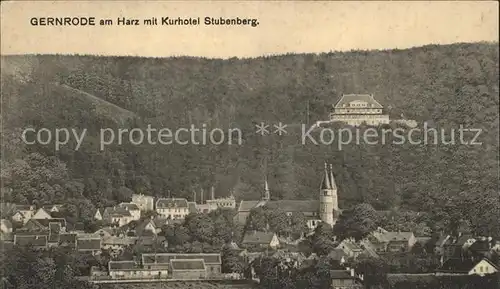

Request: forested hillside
left=1, top=42, right=499, bottom=235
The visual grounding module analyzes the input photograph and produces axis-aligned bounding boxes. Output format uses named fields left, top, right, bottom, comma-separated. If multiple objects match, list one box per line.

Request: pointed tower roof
left=329, top=164, right=337, bottom=189
left=321, top=162, right=331, bottom=190
left=263, top=177, right=270, bottom=201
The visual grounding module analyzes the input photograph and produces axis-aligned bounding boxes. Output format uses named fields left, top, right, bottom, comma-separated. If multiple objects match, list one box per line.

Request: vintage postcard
left=1, top=1, right=499, bottom=289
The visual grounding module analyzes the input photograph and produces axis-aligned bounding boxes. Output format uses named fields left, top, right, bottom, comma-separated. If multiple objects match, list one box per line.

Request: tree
left=311, top=223, right=336, bottom=256
left=184, top=213, right=215, bottom=243
left=354, top=256, right=389, bottom=289
left=221, top=247, right=244, bottom=274
left=333, top=203, right=379, bottom=241
left=245, top=207, right=268, bottom=232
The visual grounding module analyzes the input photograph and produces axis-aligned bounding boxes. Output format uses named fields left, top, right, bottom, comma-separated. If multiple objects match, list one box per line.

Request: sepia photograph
left=1, top=1, right=499, bottom=289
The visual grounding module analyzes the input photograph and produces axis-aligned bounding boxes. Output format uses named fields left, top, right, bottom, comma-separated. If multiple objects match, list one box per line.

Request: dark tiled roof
left=109, top=261, right=138, bottom=271
left=330, top=270, right=355, bottom=279
left=265, top=200, right=319, bottom=213
left=49, top=223, right=61, bottom=234
left=15, top=235, right=48, bottom=247
left=77, top=238, right=101, bottom=250
left=334, top=94, right=383, bottom=109
left=243, top=231, right=276, bottom=245
left=437, top=258, right=476, bottom=273
left=142, top=253, right=221, bottom=265
left=59, top=233, right=77, bottom=244
left=48, top=233, right=60, bottom=243
left=15, top=205, right=34, bottom=211
left=104, top=207, right=132, bottom=217
left=170, top=259, right=205, bottom=270
left=118, top=203, right=140, bottom=211
left=237, top=200, right=260, bottom=212
left=33, top=218, right=67, bottom=228
left=156, top=198, right=188, bottom=209
left=102, top=236, right=137, bottom=246
left=328, top=249, right=347, bottom=261
left=469, top=240, right=492, bottom=252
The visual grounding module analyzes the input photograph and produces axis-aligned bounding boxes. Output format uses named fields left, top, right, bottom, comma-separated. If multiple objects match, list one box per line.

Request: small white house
left=469, top=258, right=499, bottom=277
left=31, top=208, right=52, bottom=220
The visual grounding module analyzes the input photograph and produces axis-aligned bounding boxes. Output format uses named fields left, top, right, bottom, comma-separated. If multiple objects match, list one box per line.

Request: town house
left=242, top=231, right=280, bottom=250
left=117, top=202, right=141, bottom=221
left=155, top=198, right=189, bottom=220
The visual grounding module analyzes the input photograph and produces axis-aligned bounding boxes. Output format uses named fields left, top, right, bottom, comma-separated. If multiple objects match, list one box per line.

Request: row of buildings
left=91, top=253, right=223, bottom=281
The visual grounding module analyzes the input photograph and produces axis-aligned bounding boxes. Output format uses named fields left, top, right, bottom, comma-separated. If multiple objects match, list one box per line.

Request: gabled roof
left=104, top=207, right=132, bottom=217
left=15, top=205, right=34, bottom=212
left=102, top=236, right=137, bottom=246
left=469, top=239, right=492, bottom=252
left=109, top=261, right=138, bottom=271
left=265, top=200, right=319, bottom=213
left=142, top=253, right=221, bottom=265
left=334, top=94, right=383, bottom=109
left=437, top=258, right=477, bottom=273
left=327, top=249, right=347, bottom=261
left=59, top=233, right=77, bottom=245
left=372, top=231, right=414, bottom=243
left=42, top=204, right=64, bottom=211
left=242, top=231, right=276, bottom=245
left=330, top=270, right=356, bottom=279
left=338, top=240, right=363, bottom=252
left=437, top=257, right=500, bottom=273
left=14, top=235, right=48, bottom=247
left=27, top=218, right=67, bottom=229
left=156, top=198, right=188, bottom=209
left=77, top=238, right=101, bottom=251
left=170, top=259, right=205, bottom=270
left=238, top=200, right=260, bottom=212
left=118, top=203, right=140, bottom=211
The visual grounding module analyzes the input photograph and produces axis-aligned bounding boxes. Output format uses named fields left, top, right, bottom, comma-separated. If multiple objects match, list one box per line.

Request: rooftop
left=142, top=253, right=221, bottom=265
left=242, top=231, right=276, bottom=245
left=170, top=259, right=205, bottom=271
left=14, top=235, right=48, bottom=247
left=77, top=238, right=101, bottom=251
left=265, top=200, right=319, bottom=213
left=109, top=261, right=138, bottom=271
left=118, top=203, right=140, bottom=211
left=156, top=198, right=189, bottom=209
left=334, top=94, right=383, bottom=109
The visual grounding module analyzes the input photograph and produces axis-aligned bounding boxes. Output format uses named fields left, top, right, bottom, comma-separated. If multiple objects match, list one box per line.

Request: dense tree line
left=1, top=43, right=498, bottom=238
left=0, top=245, right=101, bottom=289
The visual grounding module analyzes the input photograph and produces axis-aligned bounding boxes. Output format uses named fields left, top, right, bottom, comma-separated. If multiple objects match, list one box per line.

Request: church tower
left=319, top=163, right=336, bottom=226
left=262, top=178, right=270, bottom=201
left=330, top=164, right=339, bottom=211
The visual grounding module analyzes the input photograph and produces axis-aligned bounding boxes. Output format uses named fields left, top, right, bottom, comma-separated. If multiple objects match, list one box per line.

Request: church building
left=236, top=163, right=340, bottom=230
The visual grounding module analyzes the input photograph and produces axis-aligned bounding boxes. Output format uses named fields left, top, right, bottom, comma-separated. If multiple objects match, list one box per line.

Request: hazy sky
left=1, top=1, right=498, bottom=58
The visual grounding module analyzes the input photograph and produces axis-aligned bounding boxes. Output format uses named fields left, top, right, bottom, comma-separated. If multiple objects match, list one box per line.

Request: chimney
left=193, top=190, right=197, bottom=203
left=200, top=188, right=204, bottom=204
left=211, top=186, right=215, bottom=200
left=350, top=268, right=355, bottom=277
